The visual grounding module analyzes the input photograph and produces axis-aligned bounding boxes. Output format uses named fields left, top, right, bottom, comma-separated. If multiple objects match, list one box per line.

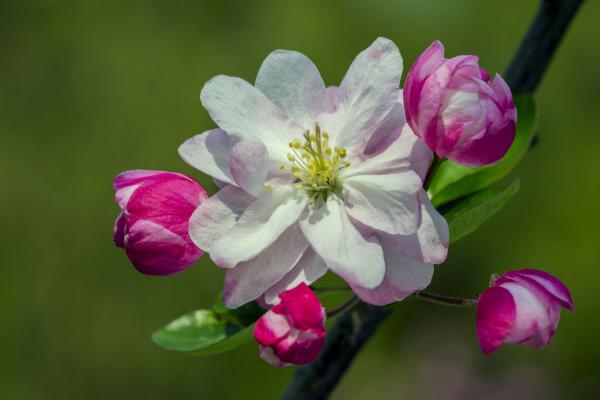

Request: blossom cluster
left=113, top=38, right=572, bottom=366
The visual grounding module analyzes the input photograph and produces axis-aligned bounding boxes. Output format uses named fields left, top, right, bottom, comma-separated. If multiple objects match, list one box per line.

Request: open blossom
left=476, top=269, right=574, bottom=355
left=254, top=283, right=326, bottom=366
left=403, top=41, right=517, bottom=166
left=181, top=37, right=449, bottom=308
left=113, top=170, right=207, bottom=275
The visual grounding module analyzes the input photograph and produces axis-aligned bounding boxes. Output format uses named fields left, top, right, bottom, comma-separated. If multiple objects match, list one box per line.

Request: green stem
left=423, top=155, right=443, bottom=191
left=414, top=291, right=477, bottom=308
left=327, top=296, right=360, bottom=319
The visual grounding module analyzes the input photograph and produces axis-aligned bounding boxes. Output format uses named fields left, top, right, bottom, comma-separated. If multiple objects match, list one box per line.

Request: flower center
left=280, top=123, right=350, bottom=202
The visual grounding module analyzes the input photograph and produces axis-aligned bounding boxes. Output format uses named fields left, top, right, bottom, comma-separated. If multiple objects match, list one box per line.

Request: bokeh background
left=2, top=0, right=599, bottom=398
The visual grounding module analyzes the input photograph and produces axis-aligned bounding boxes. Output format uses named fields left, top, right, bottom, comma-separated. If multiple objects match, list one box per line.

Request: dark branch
left=282, top=302, right=391, bottom=400
left=505, top=0, right=584, bottom=92
left=282, top=1, right=584, bottom=398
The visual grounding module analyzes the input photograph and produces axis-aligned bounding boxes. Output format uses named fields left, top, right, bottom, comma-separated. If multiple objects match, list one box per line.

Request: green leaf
left=428, top=95, right=536, bottom=207
left=445, top=179, right=520, bottom=244
left=152, top=299, right=264, bottom=355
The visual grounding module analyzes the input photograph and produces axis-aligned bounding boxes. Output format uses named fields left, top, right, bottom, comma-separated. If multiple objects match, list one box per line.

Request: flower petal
left=263, top=247, right=327, bottom=305
left=345, top=124, right=432, bottom=181
left=178, top=129, right=238, bottom=183
left=254, top=310, right=291, bottom=347
left=376, top=190, right=448, bottom=264
left=188, top=185, right=255, bottom=254
left=351, top=247, right=433, bottom=305
left=255, top=50, right=328, bottom=129
left=510, top=269, right=574, bottom=311
left=344, top=171, right=422, bottom=235
left=228, top=138, right=269, bottom=196
left=210, top=185, right=307, bottom=268
left=200, top=75, right=304, bottom=164
left=476, top=286, right=517, bottom=355
left=501, top=281, right=559, bottom=348
left=403, top=40, right=446, bottom=130
left=332, top=37, right=403, bottom=153
left=223, top=223, right=309, bottom=308
left=299, top=195, right=385, bottom=289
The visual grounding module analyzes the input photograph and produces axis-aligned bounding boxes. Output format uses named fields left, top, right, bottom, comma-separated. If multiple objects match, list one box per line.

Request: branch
left=282, top=1, right=584, bottom=398
left=505, top=0, right=584, bottom=93
left=282, top=301, right=391, bottom=400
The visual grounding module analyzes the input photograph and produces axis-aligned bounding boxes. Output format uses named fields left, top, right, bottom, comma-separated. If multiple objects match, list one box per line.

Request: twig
left=282, top=1, right=584, bottom=398
left=414, top=291, right=477, bottom=308
left=505, top=0, right=584, bottom=93
left=282, top=301, right=392, bottom=400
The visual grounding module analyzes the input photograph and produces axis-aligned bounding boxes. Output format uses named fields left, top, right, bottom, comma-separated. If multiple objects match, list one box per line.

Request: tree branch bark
left=505, top=0, right=583, bottom=93
left=282, top=302, right=391, bottom=400
left=282, top=1, right=584, bottom=398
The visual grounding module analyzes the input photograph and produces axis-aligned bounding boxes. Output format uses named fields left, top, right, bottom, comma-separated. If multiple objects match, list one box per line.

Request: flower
left=403, top=41, right=517, bottom=166
left=113, top=170, right=207, bottom=275
left=254, top=283, right=326, bottom=366
left=476, top=269, right=574, bottom=355
left=181, top=37, right=449, bottom=308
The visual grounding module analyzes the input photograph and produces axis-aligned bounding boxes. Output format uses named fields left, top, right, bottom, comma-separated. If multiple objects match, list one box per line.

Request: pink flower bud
left=404, top=41, right=517, bottom=166
left=253, top=283, right=326, bottom=367
left=113, top=170, right=207, bottom=275
left=476, top=269, right=574, bottom=355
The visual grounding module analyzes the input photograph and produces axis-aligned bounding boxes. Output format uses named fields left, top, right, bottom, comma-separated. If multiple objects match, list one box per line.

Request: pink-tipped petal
left=476, top=286, right=517, bottom=355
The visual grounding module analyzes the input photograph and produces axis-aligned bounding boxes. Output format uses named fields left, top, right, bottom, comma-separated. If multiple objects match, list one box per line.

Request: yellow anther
left=284, top=123, right=351, bottom=200
left=279, top=165, right=285, bottom=171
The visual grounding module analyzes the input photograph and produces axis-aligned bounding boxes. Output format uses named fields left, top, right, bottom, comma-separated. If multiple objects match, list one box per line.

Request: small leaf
left=445, top=179, right=520, bottom=243
left=428, top=95, right=536, bottom=207
left=153, top=299, right=265, bottom=355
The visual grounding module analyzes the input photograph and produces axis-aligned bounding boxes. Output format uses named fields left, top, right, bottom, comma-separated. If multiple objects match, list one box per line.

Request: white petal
left=178, top=129, right=238, bottom=183
left=200, top=75, right=304, bottom=164
left=228, top=138, right=269, bottom=196
left=255, top=50, right=328, bottom=129
left=223, top=223, right=309, bottom=308
left=263, top=247, right=328, bottom=305
left=332, top=37, right=403, bottom=154
left=210, top=185, right=307, bottom=268
left=377, top=190, right=449, bottom=264
left=345, top=124, right=432, bottom=181
left=344, top=172, right=422, bottom=235
left=299, top=195, right=385, bottom=289
left=352, top=247, right=434, bottom=306
left=188, top=185, right=255, bottom=253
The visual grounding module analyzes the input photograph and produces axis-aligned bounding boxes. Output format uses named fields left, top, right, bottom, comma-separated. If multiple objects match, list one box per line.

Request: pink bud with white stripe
left=113, top=170, right=207, bottom=275
left=403, top=41, right=517, bottom=166
left=476, top=269, right=574, bottom=355
left=254, top=283, right=326, bottom=367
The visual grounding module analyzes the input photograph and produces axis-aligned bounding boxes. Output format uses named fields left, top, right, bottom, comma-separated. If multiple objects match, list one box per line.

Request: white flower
left=180, top=37, right=449, bottom=308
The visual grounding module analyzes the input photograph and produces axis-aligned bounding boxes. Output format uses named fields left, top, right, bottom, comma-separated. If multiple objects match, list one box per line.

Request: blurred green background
left=1, top=0, right=599, bottom=398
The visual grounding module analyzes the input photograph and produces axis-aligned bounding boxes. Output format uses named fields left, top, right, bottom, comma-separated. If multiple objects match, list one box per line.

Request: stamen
left=280, top=123, right=351, bottom=201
